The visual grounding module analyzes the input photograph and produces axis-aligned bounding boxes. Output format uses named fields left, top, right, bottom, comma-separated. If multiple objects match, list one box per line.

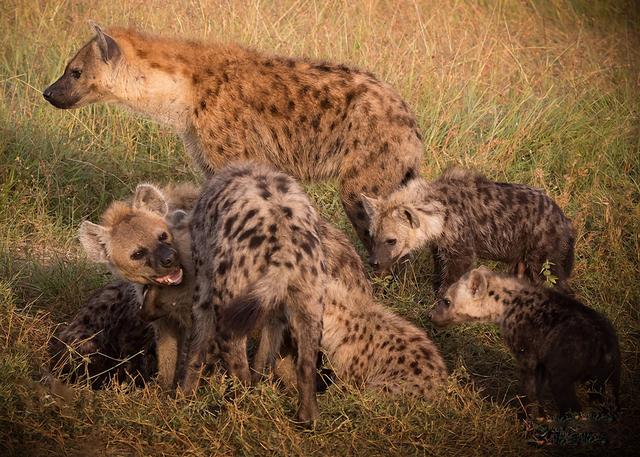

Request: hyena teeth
left=155, top=268, right=183, bottom=286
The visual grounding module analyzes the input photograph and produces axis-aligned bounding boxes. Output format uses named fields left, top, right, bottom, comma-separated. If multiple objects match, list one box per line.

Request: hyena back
left=185, top=162, right=327, bottom=423
left=431, top=267, right=620, bottom=416
left=43, top=25, right=423, bottom=251
left=363, top=168, right=575, bottom=295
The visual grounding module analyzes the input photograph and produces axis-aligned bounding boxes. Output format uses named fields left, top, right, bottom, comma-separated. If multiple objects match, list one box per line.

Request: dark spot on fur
left=249, top=235, right=266, bottom=249
left=401, top=168, right=417, bottom=186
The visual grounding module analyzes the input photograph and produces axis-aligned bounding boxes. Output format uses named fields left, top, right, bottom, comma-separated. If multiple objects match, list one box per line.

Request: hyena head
left=79, top=184, right=186, bottom=286
left=430, top=266, right=499, bottom=325
left=361, top=194, right=444, bottom=273
left=43, top=23, right=121, bottom=109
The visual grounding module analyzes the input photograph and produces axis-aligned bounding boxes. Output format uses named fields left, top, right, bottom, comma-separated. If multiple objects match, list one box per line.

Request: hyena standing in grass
left=430, top=267, right=620, bottom=418
left=79, top=183, right=199, bottom=390
left=42, top=24, right=423, bottom=251
left=183, top=162, right=328, bottom=423
left=362, top=168, right=575, bottom=296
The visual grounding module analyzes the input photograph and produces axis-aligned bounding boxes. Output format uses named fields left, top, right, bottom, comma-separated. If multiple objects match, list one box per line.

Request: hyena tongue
left=155, top=268, right=183, bottom=286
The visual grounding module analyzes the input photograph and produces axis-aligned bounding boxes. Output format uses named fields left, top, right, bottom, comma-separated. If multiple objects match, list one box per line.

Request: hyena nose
left=160, top=249, right=177, bottom=267
left=42, top=89, right=53, bottom=101
left=368, top=256, right=379, bottom=269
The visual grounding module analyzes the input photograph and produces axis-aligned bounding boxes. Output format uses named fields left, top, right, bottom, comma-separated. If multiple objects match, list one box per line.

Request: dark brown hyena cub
left=363, top=168, right=575, bottom=295
left=430, top=266, right=620, bottom=417
left=184, top=162, right=328, bottom=423
left=49, top=280, right=156, bottom=388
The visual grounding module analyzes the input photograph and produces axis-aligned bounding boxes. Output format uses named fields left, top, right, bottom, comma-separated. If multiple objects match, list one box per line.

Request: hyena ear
left=78, top=221, right=111, bottom=263
left=360, top=194, right=379, bottom=220
left=89, top=21, right=121, bottom=63
left=133, top=184, right=168, bottom=216
left=399, top=205, right=420, bottom=229
left=166, top=209, right=188, bottom=227
left=468, top=268, right=488, bottom=297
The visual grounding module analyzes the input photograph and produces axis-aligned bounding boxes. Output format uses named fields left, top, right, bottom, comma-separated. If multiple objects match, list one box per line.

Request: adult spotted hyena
left=362, top=168, right=575, bottom=295
left=430, top=267, right=620, bottom=417
left=184, top=162, right=327, bottom=423
left=42, top=24, right=423, bottom=251
left=49, top=280, right=156, bottom=388
left=79, top=183, right=199, bottom=390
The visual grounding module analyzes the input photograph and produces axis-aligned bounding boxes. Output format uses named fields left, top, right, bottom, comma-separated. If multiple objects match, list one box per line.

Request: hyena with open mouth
left=79, top=183, right=199, bottom=390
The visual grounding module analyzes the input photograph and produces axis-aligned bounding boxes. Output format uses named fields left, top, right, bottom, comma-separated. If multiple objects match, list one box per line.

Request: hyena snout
left=429, top=298, right=451, bottom=325
left=42, top=79, right=79, bottom=109
left=368, top=254, right=380, bottom=270
left=154, top=245, right=178, bottom=269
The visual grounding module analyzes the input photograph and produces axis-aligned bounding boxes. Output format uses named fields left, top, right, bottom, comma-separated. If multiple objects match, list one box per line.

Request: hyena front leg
left=340, top=149, right=420, bottom=254
left=288, top=290, right=324, bottom=423
left=180, top=304, right=216, bottom=395
left=153, top=317, right=180, bottom=390
left=437, top=250, right=475, bottom=297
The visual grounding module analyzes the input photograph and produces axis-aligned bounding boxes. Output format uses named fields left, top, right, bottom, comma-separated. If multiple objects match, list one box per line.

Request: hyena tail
left=218, top=269, right=291, bottom=338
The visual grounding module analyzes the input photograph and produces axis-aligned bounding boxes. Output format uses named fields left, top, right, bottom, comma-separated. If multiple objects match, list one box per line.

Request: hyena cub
left=316, top=221, right=447, bottom=395
left=79, top=183, right=199, bottom=390
left=430, top=266, right=620, bottom=417
left=322, top=279, right=447, bottom=395
left=43, top=24, right=424, bottom=251
left=49, top=280, right=156, bottom=388
left=362, top=168, right=575, bottom=295
left=185, top=162, right=327, bottom=423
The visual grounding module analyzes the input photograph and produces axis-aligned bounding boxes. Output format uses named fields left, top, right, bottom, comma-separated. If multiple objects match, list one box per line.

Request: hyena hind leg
left=252, top=317, right=287, bottom=383
left=287, top=294, right=323, bottom=423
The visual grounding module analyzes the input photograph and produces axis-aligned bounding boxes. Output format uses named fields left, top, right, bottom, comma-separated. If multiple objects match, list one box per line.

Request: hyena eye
left=70, top=69, right=82, bottom=79
left=443, top=298, right=451, bottom=307
left=385, top=238, right=397, bottom=246
left=130, top=248, right=147, bottom=261
left=158, top=232, right=168, bottom=242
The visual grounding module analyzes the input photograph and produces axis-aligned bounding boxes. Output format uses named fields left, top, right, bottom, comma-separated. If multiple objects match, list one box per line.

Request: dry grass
left=1, top=0, right=639, bottom=455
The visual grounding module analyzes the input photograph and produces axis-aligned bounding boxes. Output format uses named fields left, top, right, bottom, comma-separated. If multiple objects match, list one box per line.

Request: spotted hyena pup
left=43, top=24, right=423, bottom=251
left=79, top=183, right=199, bottom=390
left=322, top=278, right=447, bottom=395
left=49, top=280, right=156, bottom=388
left=430, top=267, right=620, bottom=417
left=184, top=162, right=327, bottom=423
left=362, top=168, right=575, bottom=295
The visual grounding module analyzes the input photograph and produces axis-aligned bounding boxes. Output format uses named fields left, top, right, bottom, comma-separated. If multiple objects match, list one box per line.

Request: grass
left=1, top=0, right=639, bottom=455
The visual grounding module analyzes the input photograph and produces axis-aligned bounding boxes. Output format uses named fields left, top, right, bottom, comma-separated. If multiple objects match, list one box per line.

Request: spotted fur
left=431, top=267, right=620, bottom=417
left=49, top=280, right=156, bottom=388
left=363, top=168, right=575, bottom=295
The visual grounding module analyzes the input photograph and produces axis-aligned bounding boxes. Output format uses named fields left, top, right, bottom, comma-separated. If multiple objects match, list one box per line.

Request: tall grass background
left=1, top=0, right=638, bottom=455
